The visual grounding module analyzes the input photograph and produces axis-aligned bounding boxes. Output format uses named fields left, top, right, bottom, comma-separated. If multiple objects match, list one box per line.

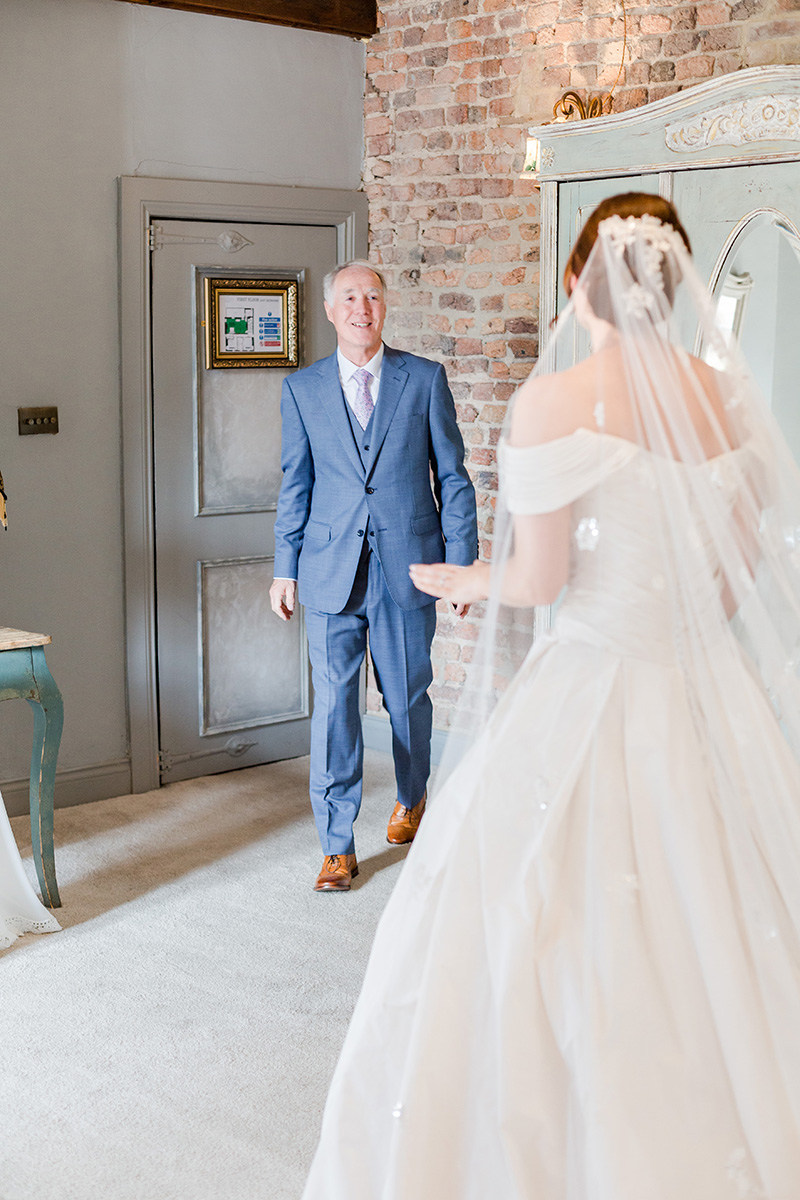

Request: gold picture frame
left=204, top=277, right=299, bottom=369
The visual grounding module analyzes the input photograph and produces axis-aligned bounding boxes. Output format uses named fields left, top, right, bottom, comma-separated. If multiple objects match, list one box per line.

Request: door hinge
left=148, top=225, right=254, bottom=254
left=159, top=737, right=258, bottom=774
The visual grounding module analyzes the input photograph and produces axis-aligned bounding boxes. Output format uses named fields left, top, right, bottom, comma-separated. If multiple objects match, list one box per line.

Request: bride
left=302, top=194, right=800, bottom=1199
left=0, top=788, right=60, bottom=950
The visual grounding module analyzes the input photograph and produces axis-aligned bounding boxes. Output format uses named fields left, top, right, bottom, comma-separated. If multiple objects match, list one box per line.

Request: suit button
left=357, top=529, right=364, bottom=537
left=365, top=486, right=375, bottom=494
left=364, top=444, right=370, bottom=451
left=368, top=531, right=374, bottom=537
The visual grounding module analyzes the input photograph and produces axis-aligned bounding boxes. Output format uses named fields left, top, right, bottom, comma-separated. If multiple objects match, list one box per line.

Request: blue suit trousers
left=304, top=544, right=437, bottom=856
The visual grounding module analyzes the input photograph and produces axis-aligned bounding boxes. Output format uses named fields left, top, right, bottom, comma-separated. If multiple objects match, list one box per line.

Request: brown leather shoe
left=387, top=792, right=426, bottom=845
left=314, top=854, right=359, bottom=892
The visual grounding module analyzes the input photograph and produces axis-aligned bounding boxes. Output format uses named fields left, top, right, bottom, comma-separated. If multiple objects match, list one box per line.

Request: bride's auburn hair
left=564, top=192, right=693, bottom=317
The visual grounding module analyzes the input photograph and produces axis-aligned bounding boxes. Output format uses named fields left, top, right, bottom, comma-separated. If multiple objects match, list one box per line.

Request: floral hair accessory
left=598, top=213, right=686, bottom=266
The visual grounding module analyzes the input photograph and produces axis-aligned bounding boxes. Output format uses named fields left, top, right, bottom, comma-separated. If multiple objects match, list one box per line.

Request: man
left=270, top=261, right=477, bottom=891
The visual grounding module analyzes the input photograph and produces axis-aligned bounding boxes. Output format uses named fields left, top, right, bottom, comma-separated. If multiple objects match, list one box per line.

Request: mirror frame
left=695, top=208, right=800, bottom=357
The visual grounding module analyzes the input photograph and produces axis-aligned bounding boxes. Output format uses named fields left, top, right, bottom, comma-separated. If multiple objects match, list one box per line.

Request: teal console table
left=0, top=627, right=62, bottom=908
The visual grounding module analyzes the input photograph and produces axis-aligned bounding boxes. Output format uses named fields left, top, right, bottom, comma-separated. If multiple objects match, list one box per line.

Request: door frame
left=119, top=176, right=368, bottom=792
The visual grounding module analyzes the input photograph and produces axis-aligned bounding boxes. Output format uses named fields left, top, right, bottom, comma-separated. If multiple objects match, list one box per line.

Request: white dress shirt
left=337, top=344, right=384, bottom=415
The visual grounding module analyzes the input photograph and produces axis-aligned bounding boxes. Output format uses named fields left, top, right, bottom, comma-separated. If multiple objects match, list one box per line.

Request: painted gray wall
left=0, top=0, right=364, bottom=806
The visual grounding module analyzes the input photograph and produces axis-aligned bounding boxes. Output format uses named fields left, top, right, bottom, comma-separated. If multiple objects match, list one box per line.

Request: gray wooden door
left=150, top=220, right=337, bottom=782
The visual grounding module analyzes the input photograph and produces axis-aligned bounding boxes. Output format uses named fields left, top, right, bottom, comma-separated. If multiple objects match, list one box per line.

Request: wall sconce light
left=522, top=137, right=542, bottom=176
left=521, top=136, right=555, bottom=186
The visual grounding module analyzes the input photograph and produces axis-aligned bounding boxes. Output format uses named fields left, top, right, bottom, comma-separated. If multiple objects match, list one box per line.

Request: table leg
left=27, top=646, right=63, bottom=909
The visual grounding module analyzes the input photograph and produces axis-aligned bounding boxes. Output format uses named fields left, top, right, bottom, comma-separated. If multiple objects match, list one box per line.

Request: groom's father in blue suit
left=270, top=262, right=477, bottom=891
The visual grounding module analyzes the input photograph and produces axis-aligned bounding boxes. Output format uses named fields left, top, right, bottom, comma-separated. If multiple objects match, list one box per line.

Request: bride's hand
left=409, top=560, right=490, bottom=605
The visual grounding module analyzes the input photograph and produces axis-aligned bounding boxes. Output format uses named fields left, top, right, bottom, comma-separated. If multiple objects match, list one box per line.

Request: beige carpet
left=0, top=751, right=408, bottom=1200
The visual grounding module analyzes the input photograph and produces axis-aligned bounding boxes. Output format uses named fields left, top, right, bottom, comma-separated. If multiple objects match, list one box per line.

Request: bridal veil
left=303, top=203, right=800, bottom=1199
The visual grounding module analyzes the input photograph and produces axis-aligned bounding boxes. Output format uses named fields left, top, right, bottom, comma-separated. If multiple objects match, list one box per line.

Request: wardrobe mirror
left=705, top=212, right=800, bottom=462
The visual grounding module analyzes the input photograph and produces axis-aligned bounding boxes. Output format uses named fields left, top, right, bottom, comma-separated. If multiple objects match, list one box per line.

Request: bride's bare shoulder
left=509, top=360, right=590, bottom=447
left=686, top=353, right=723, bottom=392
left=685, top=353, right=736, bottom=438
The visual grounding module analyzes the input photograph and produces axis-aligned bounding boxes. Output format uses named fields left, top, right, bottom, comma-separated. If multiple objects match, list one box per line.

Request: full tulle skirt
left=303, top=633, right=800, bottom=1200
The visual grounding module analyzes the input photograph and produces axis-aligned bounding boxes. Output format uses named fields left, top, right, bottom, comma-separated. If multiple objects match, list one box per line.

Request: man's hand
left=270, top=578, right=297, bottom=621
left=452, top=602, right=471, bottom=619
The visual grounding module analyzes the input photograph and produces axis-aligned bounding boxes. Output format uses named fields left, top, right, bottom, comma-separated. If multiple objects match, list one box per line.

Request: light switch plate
left=18, top=406, right=59, bottom=435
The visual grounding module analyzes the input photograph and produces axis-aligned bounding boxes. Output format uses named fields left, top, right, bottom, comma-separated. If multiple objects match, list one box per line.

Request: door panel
left=555, top=174, right=662, bottom=365
left=151, top=220, right=337, bottom=782
left=198, top=364, right=289, bottom=513
left=672, top=163, right=800, bottom=287
left=199, top=556, right=306, bottom=734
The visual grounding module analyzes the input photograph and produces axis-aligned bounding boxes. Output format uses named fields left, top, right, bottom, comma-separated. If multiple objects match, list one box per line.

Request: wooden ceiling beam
left=116, top=0, right=377, bottom=40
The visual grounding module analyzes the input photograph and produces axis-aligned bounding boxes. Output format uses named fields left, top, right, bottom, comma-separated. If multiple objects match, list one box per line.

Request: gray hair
left=323, top=260, right=387, bottom=305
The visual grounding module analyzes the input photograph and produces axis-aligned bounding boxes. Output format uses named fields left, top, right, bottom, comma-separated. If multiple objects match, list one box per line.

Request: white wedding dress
left=0, top=787, right=61, bottom=950
left=303, top=429, right=800, bottom=1200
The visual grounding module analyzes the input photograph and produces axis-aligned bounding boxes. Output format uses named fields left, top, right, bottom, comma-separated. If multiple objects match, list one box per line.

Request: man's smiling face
left=324, top=266, right=387, bottom=365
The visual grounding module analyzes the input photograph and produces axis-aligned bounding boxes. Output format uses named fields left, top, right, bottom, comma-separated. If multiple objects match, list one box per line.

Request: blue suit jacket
left=273, top=346, right=478, bottom=613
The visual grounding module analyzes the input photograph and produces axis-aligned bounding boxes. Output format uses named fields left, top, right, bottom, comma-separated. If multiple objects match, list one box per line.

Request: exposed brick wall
left=520, top=0, right=800, bottom=116
left=364, top=0, right=800, bottom=729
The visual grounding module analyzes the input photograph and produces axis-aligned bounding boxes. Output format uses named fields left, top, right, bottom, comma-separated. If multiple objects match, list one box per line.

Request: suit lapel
left=367, top=348, right=409, bottom=476
left=315, top=354, right=365, bottom=476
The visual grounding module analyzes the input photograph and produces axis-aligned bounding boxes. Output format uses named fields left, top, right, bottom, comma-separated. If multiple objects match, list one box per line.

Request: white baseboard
left=1, top=759, right=133, bottom=818
left=361, top=713, right=449, bottom=766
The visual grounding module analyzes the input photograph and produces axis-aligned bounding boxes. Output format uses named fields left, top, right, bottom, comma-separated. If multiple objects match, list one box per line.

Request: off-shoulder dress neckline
left=501, top=425, right=747, bottom=466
